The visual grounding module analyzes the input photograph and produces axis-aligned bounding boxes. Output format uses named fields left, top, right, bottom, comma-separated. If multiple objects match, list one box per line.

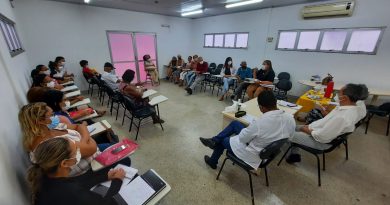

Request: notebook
left=61, top=85, right=78, bottom=92
left=68, top=98, right=91, bottom=109
left=142, top=89, right=158, bottom=98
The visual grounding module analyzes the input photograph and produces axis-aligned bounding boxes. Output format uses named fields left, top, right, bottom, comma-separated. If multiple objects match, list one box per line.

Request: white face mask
left=70, top=147, right=81, bottom=170
left=200, top=61, right=204, bottom=64
left=61, top=61, right=65, bottom=66
left=43, top=70, right=51, bottom=75
left=47, top=81, right=55, bottom=88
left=228, top=61, right=232, bottom=65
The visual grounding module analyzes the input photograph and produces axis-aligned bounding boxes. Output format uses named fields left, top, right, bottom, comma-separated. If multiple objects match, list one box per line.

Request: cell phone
left=111, top=145, right=127, bottom=154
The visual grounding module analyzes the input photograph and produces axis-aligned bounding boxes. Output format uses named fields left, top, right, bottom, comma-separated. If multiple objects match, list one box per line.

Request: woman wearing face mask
left=166, top=56, right=178, bottom=81
left=31, top=65, right=51, bottom=79
left=143, top=54, right=159, bottom=85
left=27, top=137, right=126, bottom=205
left=246, top=60, right=275, bottom=100
left=178, top=56, right=193, bottom=87
left=172, top=55, right=185, bottom=84
left=49, top=56, right=73, bottom=83
left=42, top=90, right=118, bottom=151
left=32, top=74, right=64, bottom=90
left=218, top=57, right=237, bottom=101
left=19, top=102, right=99, bottom=176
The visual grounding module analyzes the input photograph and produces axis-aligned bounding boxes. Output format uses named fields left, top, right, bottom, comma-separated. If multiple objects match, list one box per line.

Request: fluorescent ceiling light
left=181, top=9, right=203, bottom=17
left=84, top=0, right=90, bottom=3
left=225, top=0, right=263, bottom=8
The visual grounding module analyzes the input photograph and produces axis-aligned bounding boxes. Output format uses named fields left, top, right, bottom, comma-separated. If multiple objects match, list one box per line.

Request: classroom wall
left=0, top=0, right=31, bottom=204
left=192, top=0, right=390, bottom=99
left=13, top=0, right=193, bottom=90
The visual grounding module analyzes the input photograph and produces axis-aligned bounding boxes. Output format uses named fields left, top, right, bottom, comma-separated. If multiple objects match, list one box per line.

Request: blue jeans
left=186, top=72, right=196, bottom=86
left=209, top=121, right=245, bottom=165
left=222, top=78, right=234, bottom=95
left=97, top=143, right=114, bottom=151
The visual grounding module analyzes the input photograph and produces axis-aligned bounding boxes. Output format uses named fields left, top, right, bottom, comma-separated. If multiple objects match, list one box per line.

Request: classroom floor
left=89, top=81, right=390, bottom=205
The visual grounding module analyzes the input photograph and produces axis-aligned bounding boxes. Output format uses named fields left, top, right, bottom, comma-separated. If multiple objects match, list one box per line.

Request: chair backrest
left=277, top=72, right=290, bottom=80
left=103, top=83, right=116, bottom=97
left=259, top=138, right=288, bottom=167
left=122, top=95, right=138, bottom=111
left=379, top=102, right=390, bottom=113
left=209, top=63, right=216, bottom=70
left=82, top=72, right=90, bottom=81
left=276, top=79, right=292, bottom=91
left=328, top=132, right=351, bottom=146
left=217, top=64, right=223, bottom=70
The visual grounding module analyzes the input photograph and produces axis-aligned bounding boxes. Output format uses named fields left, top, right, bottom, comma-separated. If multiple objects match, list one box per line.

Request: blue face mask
left=47, top=115, right=60, bottom=130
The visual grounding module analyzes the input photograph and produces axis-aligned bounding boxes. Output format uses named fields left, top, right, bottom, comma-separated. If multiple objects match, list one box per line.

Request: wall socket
left=267, top=37, right=273, bottom=42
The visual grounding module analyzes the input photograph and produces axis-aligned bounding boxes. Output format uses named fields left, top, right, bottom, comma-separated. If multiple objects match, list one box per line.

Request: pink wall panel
left=135, top=34, right=156, bottom=60
left=113, top=62, right=136, bottom=80
left=108, top=33, right=135, bottom=62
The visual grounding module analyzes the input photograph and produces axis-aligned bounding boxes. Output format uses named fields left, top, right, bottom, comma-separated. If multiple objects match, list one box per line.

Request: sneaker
left=204, top=155, right=217, bottom=169
left=286, top=154, right=301, bottom=164
left=153, top=118, right=165, bottom=124
left=199, top=137, right=216, bottom=149
left=186, top=87, right=193, bottom=95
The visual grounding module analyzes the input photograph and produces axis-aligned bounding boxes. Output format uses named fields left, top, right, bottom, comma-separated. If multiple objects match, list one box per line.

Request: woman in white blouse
left=219, top=57, right=237, bottom=101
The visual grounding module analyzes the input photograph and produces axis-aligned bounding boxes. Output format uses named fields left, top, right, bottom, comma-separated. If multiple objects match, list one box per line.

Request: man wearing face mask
left=286, top=84, right=369, bottom=163
left=101, top=62, right=121, bottom=90
left=230, top=61, right=253, bottom=101
left=185, top=56, right=208, bottom=95
left=32, top=74, right=64, bottom=90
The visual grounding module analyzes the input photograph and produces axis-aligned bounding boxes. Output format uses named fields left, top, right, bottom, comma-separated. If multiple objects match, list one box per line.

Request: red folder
left=95, top=139, right=139, bottom=166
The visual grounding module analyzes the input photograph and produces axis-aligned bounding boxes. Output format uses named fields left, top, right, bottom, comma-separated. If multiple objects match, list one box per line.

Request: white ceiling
left=48, top=0, right=331, bottom=18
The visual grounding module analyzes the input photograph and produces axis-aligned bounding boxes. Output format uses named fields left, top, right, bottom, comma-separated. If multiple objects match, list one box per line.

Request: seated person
left=27, top=137, right=126, bottom=205
left=286, top=84, right=369, bottom=163
left=80, top=60, right=101, bottom=79
left=48, top=56, right=73, bottom=83
left=19, top=102, right=100, bottom=176
left=143, top=54, right=159, bottom=84
left=230, top=61, right=253, bottom=101
left=101, top=62, right=121, bottom=90
left=172, top=54, right=185, bottom=84
left=27, top=87, right=51, bottom=103
left=246, top=60, right=275, bottom=100
left=185, top=56, right=208, bottom=95
left=184, top=55, right=198, bottom=87
left=119, top=69, right=164, bottom=124
left=200, top=91, right=296, bottom=169
left=178, top=56, right=193, bottom=87
left=31, top=65, right=51, bottom=79
left=32, top=74, right=64, bottom=90
left=218, top=57, right=237, bottom=101
left=166, top=56, right=178, bottom=80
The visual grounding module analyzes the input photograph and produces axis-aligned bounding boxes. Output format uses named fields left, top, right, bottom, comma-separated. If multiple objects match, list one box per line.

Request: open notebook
left=88, top=120, right=111, bottom=136
left=68, top=98, right=91, bottom=109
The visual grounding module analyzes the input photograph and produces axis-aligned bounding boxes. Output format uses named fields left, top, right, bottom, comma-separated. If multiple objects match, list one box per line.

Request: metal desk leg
left=156, top=104, right=160, bottom=118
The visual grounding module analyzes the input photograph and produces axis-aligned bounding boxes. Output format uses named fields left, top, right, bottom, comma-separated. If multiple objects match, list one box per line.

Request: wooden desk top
left=222, top=98, right=301, bottom=125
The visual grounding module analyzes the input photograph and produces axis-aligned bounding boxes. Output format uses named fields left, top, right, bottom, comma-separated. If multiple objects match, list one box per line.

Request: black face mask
left=241, top=66, right=247, bottom=69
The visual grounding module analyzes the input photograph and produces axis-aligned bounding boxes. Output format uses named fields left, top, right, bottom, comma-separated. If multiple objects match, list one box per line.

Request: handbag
left=94, top=139, right=139, bottom=166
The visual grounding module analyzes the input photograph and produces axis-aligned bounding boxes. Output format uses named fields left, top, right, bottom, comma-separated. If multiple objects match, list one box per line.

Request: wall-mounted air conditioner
left=302, top=1, right=355, bottom=18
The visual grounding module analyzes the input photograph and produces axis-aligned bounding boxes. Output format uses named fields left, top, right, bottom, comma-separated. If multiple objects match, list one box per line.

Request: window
left=224, top=34, right=235, bottom=48
left=236, top=33, right=249, bottom=48
left=0, top=13, right=24, bottom=57
left=277, top=31, right=297, bottom=50
left=214, top=34, right=224, bottom=47
left=203, top=32, right=249, bottom=49
left=347, top=29, right=382, bottom=53
left=204, top=34, right=214, bottom=47
left=297, top=31, right=320, bottom=50
left=320, top=30, right=348, bottom=51
left=276, top=27, right=385, bottom=55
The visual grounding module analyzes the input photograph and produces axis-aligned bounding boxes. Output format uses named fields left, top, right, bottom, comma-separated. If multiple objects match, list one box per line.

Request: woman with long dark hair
left=246, top=60, right=275, bottom=100
left=218, top=57, right=237, bottom=101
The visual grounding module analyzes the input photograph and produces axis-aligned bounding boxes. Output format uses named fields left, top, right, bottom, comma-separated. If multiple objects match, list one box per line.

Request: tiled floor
left=89, top=81, right=390, bottom=205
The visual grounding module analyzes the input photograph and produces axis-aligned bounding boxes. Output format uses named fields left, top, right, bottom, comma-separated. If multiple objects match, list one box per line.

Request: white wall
left=192, top=0, right=390, bottom=100
left=13, top=0, right=193, bottom=90
left=0, top=0, right=31, bottom=204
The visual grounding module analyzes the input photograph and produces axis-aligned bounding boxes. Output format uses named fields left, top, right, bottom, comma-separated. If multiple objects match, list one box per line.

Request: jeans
left=185, top=71, right=196, bottom=86
left=233, top=82, right=250, bottom=100
left=209, top=121, right=245, bottom=165
left=189, top=74, right=205, bottom=90
left=97, top=143, right=113, bottom=151
left=222, top=77, right=234, bottom=95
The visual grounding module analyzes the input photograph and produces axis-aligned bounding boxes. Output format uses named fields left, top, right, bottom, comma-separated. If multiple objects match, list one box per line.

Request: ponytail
left=27, top=164, right=44, bottom=205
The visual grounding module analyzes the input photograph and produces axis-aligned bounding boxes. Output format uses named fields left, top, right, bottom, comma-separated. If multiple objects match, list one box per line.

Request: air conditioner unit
left=302, top=1, right=355, bottom=18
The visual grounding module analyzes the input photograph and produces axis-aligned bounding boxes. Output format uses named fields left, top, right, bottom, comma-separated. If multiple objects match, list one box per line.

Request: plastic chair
left=277, top=72, right=291, bottom=80
left=274, top=79, right=292, bottom=101
left=216, top=138, right=288, bottom=205
left=365, top=103, right=390, bottom=136
left=277, top=132, right=352, bottom=186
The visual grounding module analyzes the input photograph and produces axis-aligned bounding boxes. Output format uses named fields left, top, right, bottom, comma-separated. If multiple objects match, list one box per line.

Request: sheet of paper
left=115, top=164, right=138, bottom=179
left=149, top=95, right=168, bottom=106
left=101, top=177, right=130, bottom=189
left=65, top=90, right=81, bottom=98
left=88, top=122, right=105, bottom=136
left=119, top=176, right=156, bottom=205
left=277, top=100, right=302, bottom=110
left=61, top=81, right=74, bottom=86
left=69, top=98, right=91, bottom=109
left=75, top=110, right=98, bottom=122
left=142, top=89, right=158, bottom=98
left=61, top=85, right=78, bottom=92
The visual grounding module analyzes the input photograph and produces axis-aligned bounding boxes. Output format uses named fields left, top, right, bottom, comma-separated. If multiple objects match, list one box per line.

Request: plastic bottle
left=324, top=81, right=334, bottom=98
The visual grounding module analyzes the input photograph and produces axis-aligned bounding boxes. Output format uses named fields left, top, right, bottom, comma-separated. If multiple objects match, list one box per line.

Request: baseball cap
left=104, top=62, right=115, bottom=69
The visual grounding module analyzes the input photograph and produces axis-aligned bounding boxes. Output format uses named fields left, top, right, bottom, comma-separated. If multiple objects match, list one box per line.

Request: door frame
left=106, top=30, right=158, bottom=83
